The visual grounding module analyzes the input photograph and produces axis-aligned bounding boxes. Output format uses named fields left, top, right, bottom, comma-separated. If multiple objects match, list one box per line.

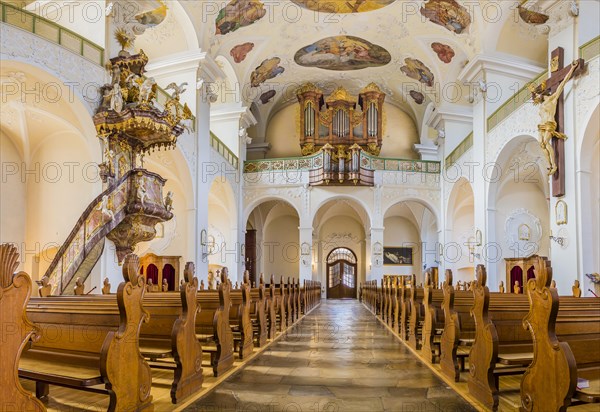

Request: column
left=195, top=53, right=225, bottom=282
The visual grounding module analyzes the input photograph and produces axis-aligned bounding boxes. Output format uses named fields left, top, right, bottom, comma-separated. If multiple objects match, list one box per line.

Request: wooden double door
left=327, top=248, right=357, bottom=299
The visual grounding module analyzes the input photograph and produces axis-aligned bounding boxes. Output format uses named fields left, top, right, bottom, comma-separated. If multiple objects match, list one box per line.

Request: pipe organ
left=297, top=83, right=385, bottom=157
left=297, top=83, right=385, bottom=186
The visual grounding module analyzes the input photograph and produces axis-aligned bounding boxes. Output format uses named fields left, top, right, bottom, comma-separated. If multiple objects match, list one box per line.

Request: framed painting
left=383, top=247, right=413, bottom=266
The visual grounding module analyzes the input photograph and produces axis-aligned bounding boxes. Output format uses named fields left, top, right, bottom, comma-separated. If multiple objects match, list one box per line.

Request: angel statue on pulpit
left=532, top=60, right=579, bottom=175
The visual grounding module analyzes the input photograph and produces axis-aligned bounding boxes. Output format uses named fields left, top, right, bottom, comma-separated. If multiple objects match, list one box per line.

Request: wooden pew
left=288, top=277, right=298, bottom=324
left=249, top=274, right=269, bottom=347
left=282, top=277, right=293, bottom=327
left=269, top=275, right=287, bottom=333
left=421, top=271, right=445, bottom=363
left=520, top=260, right=600, bottom=411
left=138, top=262, right=203, bottom=404
left=439, top=269, right=476, bottom=382
left=229, top=272, right=253, bottom=360
left=467, top=265, right=532, bottom=411
left=407, top=275, right=425, bottom=350
left=391, top=278, right=400, bottom=334
left=266, top=275, right=279, bottom=338
left=399, top=277, right=411, bottom=340
left=21, top=254, right=153, bottom=412
left=196, top=271, right=234, bottom=377
left=0, top=244, right=45, bottom=411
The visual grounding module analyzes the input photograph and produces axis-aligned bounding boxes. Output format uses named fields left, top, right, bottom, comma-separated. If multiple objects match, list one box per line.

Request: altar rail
left=487, top=35, right=600, bottom=133
left=1, top=1, right=104, bottom=65
left=243, top=153, right=441, bottom=174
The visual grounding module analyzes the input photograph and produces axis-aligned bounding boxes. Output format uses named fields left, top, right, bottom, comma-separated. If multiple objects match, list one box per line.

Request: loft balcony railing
left=487, top=35, right=599, bottom=133
left=1, top=1, right=104, bottom=65
left=243, top=152, right=441, bottom=177
left=445, top=132, right=473, bottom=169
left=211, top=132, right=238, bottom=169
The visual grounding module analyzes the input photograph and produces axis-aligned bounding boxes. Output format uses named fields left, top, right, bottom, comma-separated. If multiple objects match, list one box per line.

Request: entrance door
left=327, top=248, right=357, bottom=299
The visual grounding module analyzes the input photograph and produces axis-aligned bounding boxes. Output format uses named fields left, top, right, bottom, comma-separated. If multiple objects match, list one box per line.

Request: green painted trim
left=1, top=1, right=104, bottom=65
left=580, top=35, right=600, bottom=61
left=445, top=132, right=473, bottom=169
left=487, top=70, right=547, bottom=132
left=210, top=131, right=239, bottom=169
left=244, top=153, right=441, bottom=174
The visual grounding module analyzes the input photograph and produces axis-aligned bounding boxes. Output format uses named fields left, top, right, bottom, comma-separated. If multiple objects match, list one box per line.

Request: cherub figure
left=102, top=278, right=111, bottom=295
left=136, top=178, right=148, bottom=206
left=108, top=83, right=123, bottom=113
left=74, top=277, right=85, bottom=295
left=139, top=78, right=156, bottom=103
left=98, top=195, right=114, bottom=221
left=39, top=276, right=52, bottom=297
left=165, top=82, right=188, bottom=101
left=164, top=191, right=174, bottom=212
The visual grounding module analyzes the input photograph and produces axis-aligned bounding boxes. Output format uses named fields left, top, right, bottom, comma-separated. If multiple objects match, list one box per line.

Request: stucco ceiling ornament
left=505, top=208, right=543, bottom=258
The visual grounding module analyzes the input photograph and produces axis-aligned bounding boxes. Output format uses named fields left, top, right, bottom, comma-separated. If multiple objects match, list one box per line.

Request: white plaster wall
left=383, top=216, right=422, bottom=276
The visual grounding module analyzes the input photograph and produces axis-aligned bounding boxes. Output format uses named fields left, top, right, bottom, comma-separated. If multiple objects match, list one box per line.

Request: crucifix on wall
left=530, top=47, right=586, bottom=197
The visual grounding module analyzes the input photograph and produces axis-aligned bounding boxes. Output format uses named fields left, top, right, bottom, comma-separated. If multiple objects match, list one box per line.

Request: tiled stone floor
left=185, top=300, right=476, bottom=412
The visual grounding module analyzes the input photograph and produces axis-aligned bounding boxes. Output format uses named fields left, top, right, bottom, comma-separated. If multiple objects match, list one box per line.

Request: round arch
left=445, top=177, right=475, bottom=283
left=311, top=194, right=373, bottom=230
left=578, top=103, right=600, bottom=291
left=486, top=135, right=550, bottom=290
left=244, top=195, right=302, bottom=228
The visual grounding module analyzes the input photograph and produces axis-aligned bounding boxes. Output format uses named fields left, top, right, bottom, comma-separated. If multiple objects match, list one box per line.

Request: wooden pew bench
left=520, top=263, right=600, bottom=410
left=229, top=281, right=254, bottom=359
left=137, top=262, right=203, bottom=404
left=249, top=278, right=269, bottom=347
left=421, top=272, right=445, bottom=363
left=265, top=275, right=280, bottom=339
left=21, top=255, right=153, bottom=412
left=407, top=278, right=425, bottom=350
left=467, top=265, right=532, bottom=411
left=0, top=244, right=45, bottom=411
left=439, top=270, right=476, bottom=382
left=196, top=278, right=234, bottom=377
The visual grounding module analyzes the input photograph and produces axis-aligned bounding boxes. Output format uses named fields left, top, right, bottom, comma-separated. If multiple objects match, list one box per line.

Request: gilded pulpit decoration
left=296, top=83, right=385, bottom=186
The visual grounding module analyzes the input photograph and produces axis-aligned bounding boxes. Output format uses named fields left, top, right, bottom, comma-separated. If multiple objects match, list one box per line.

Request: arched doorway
left=147, top=264, right=159, bottom=287
left=327, top=248, right=357, bottom=299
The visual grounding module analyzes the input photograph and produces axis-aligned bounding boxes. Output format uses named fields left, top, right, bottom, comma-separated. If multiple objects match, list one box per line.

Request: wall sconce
left=475, top=229, right=482, bottom=246
left=549, top=231, right=565, bottom=247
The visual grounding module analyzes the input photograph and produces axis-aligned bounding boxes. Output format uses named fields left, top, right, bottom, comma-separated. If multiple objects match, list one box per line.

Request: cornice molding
left=458, top=53, right=544, bottom=84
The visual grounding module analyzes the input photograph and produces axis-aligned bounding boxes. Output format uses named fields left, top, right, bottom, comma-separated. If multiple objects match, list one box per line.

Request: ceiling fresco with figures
left=134, top=0, right=554, bottom=139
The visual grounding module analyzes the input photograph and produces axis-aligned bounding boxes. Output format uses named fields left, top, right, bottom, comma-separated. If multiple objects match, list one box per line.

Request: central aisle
left=184, top=300, right=475, bottom=412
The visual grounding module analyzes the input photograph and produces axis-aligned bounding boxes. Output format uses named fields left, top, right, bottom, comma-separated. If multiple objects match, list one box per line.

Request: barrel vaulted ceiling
left=135, top=0, right=557, bottom=136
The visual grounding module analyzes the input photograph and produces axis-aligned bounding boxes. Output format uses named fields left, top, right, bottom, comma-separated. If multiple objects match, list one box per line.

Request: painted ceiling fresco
left=409, top=91, right=425, bottom=105
left=215, top=0, right=266, bottom=35
left=420, top=0, right=472, bottom=34
left=194, top=0, right=546, bottom=141
left=431, top=42, right=455, bottom=63
left=400, top=58, right=435, bottom=87
left=230, top=42, right=255, bottom=63
left=294, top=36, right=391, bottom=71
left=251, top=58, right=285, bottom=87
left=134, top=0, right=167, bottom=28
left=260, top=90, right=277, bottom=104
left=290, top=0, right=395, bottom=14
